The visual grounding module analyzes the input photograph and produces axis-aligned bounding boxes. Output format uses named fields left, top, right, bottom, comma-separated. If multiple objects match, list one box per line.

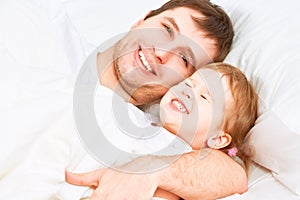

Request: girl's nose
left=182, top=87, right=194, bottom=100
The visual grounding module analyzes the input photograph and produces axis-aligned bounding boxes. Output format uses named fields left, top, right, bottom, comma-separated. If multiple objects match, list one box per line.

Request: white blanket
left=0, top=0, right=85, bottom=198
left=0, top=1, right=191, bottom=199
left=0, top=0, right=81, bottom=173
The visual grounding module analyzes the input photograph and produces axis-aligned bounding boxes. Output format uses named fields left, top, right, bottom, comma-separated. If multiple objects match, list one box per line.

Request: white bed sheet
left=1, top=0, right=299, bottom=199
left=0, top=0, right=79, bottom=172
left=0, top=0, right=87, bottom=198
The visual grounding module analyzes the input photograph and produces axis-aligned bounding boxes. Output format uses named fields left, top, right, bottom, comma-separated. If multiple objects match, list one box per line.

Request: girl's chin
left=162, top=124, right=179, bottom=135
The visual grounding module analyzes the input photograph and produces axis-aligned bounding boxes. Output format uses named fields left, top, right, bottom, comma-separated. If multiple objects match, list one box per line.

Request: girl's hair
left=203, top=63, right=258, bottom=174
left=144, top=0, right=234, bottom=62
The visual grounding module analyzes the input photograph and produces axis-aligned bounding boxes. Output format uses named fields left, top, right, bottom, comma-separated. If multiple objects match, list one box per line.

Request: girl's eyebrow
left=202, top=85, right=211, bottom=98
left=198, top=76, right=211, bottom=97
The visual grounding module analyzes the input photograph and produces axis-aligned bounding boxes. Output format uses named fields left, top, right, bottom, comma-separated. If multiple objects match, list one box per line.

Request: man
left=66, top=0, right=246, bottom=199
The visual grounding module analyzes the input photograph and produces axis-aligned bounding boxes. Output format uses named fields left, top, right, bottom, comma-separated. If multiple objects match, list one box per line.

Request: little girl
left=153, top=62, right=258, bottom=199
left=160, top=62, right=257, bottom=170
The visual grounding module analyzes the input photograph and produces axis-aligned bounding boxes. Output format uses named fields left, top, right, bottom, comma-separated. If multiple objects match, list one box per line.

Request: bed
left=0, top=0, right=300, bottom=199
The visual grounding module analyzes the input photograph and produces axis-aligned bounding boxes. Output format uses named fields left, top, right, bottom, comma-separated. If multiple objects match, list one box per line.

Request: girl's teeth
left=172, top=100, right=187, bottom=113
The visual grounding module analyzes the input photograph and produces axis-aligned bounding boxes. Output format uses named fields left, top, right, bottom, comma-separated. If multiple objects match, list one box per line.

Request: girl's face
left=159, top=69, right=231, bottom=149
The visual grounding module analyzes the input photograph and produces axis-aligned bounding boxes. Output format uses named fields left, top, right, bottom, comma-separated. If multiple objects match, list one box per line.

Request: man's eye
left=163, top=24, right=172, bottom=36
left=180, top=54, right=188, bottom=67
left=184, top=79, right=193, bottom=87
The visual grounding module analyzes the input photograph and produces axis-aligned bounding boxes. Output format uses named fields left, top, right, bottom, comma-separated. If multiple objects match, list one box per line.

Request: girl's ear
left=131, top=11, right=154, bottom=29
left=207, top=132, right=232, bottom=149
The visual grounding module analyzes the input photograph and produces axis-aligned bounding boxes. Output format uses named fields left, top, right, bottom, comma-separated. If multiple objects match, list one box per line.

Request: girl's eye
left=201, top=94, right=207, bottom=100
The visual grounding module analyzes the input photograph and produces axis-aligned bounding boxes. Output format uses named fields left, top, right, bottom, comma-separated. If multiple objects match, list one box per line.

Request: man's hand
left=65, top=168, right=159, bottom=200
left=66, top=149, right=248, bottom=200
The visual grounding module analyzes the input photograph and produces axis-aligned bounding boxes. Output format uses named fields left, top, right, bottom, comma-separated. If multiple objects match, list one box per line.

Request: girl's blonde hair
left=203, top=63, right=258, bottom=174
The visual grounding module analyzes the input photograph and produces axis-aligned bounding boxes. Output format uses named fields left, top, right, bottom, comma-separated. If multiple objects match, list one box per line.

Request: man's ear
left=131, top=11, right=154, bottom=29
left=207, top=132, right=232, bottom=149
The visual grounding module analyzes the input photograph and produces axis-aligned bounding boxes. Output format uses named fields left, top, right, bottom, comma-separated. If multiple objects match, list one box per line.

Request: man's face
left=113, top=7, right=217, bottom=105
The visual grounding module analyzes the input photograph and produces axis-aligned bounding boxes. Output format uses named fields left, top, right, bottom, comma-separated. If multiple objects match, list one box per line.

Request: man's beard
left=110, top=38, right=162, bottom=105
left=111, top=32, right=185, bottom=105
left=113, top=57, right=168, bottom=105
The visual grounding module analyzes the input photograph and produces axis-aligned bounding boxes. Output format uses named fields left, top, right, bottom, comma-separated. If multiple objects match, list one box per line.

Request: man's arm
left=157, top=149, right=247, bottom=199
left=66, top=148, right=247, bottom=200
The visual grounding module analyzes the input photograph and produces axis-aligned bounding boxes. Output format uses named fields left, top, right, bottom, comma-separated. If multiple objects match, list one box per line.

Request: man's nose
left=153, top=40, right=183, bottom=64
left=154, top=48, right=173, bottom=64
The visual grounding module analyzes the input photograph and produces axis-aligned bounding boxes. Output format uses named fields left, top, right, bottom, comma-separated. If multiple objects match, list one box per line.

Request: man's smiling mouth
left=138, top=49, right=156, bottom=75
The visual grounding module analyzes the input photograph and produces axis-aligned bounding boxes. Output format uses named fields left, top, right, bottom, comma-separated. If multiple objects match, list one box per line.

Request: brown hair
left=144, top=0, right=234, bottom=62
left=203, top=63, right=258, bottom=174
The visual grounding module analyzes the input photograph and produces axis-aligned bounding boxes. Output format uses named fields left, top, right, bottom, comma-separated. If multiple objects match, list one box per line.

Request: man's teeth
left=139, top=50, right=153, bottom=72
left=172, top=100, right=188, bottom=113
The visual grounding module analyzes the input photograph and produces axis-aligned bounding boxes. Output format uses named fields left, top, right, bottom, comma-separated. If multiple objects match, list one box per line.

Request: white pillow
left=62, top=0, right=168, bottom=54
left=213, top=0, right=300, bottom=194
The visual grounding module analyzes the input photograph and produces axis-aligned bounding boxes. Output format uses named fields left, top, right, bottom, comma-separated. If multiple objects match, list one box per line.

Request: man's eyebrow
left=164, top=17, right=180, bottom=32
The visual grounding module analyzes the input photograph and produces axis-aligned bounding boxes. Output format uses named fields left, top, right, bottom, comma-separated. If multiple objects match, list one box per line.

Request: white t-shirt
left=55, top=84, right=191, bottom=199
left=50, top=45, right=191, bottom=198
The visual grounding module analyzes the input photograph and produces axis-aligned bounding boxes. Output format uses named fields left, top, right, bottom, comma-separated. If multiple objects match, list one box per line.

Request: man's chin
left=129, top=94, right=158, bottom=106
left=131, top=90, right=165, bottom=106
